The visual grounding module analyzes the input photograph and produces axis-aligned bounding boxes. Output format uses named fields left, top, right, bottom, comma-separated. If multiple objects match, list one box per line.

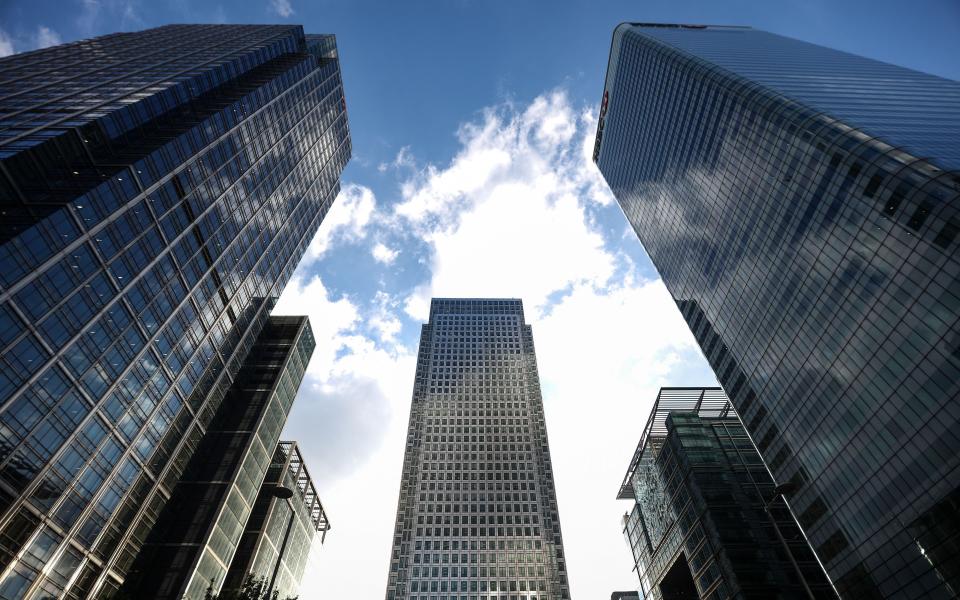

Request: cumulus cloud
left=284, top=89, right=714, bottom=598
left=371, top=242, right=399, bottom=265
left=269, top=0, right=294, bottom=18
left=533, top=278, right=714, bottom=595
left=273, top=275, right=358, bottom=373
left=304, top=183, right=376, bottom=262
left=378, top=146, right=416, bottom=173
left=77, top=0, right=143, bottom=36
left=33, top=26, right=61, bottom=49
left=0, top=29, right=14, bottom=57
left=273, top=275, right=413, bottom=480
left=386, top=88, right=715, bottom=596
left=369, top=291, right=403, bottom=344
left=275, top=274, right=415, bottom=600
left=396, top=90, right=617, bottom=319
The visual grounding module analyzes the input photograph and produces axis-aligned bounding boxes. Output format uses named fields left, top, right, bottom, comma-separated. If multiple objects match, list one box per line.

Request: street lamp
left=764, top=481, right=815, bottom=600
left=266, top=485, right=296, bottom=599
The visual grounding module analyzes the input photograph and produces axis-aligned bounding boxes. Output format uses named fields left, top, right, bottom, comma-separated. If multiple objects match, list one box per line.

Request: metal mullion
left=0, top=56, right=323, bottom=303
left=0, top=26, right=220, bottom=101
left=0, top=76, right=342, bottom=571
left=175, top=319, right=306, bottom=598
left=0, top=27, right=299, bottom=148
left=93, top=128, right=348, bottom=590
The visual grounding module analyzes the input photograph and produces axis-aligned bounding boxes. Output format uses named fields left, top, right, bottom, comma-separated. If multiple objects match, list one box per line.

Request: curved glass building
left=595, top=23, right=960, bottom=600
left=0, top=25, right=350, bottom=598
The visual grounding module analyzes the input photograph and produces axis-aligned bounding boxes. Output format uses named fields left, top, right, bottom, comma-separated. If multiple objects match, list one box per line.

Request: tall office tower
left=385, top=299, right=571, bottom=600
left=618, top=388, right=835, bottom=600
left=0, top=25, right=350, bottom=599
left=222, top=440, right=330, bottom=599
left=594, top=23, right=960, bottom=599
left=123, top=316, right=315, bottom=598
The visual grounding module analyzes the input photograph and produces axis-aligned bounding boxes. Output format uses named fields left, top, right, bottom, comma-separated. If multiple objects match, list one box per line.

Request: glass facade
left=122, top=316, right=315, bottom=599
left=619, top=388, right=834, bottom=600
left=0, top=25, right=350, bottom=599
left=385, top=299, right=571, bottom=600
left=222, top=440, right=330, bottom=600
left=596, top=23, right=960, bottom=600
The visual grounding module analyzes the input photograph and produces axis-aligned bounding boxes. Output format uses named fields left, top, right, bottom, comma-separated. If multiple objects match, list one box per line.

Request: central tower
left=385, top=298, right=571, bottom=600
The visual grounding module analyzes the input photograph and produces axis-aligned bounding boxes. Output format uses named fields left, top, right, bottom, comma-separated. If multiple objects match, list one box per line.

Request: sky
left=2, top=0, right=959, bottom=598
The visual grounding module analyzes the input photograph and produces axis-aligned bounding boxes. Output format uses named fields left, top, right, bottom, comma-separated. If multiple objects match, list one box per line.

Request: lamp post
left=764, top=482, right=815, bottom=600
left=266, top=485, right=296, bottom=600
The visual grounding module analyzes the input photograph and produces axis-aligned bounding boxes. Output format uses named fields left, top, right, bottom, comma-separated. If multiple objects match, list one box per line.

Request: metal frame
left=277, top=440, right=331, bottom=539
left=616, top=387, right=732, bottom=499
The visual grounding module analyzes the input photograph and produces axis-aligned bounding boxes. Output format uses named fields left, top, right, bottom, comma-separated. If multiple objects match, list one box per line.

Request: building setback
left=123, top=316, right=315, bottom=598
left=595, top=23, right=960, bottom=599
left=222, top=440, right=330, bottom=599
left=619, top=388, right=835, bottom=600
left=0, top=25, right=350, bottom=598
left=385, top=299, right=571, bottom=600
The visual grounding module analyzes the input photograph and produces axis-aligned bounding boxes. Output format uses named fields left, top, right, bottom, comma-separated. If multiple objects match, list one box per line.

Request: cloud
left=33, top=26, right=61, bottom=49
left=532, top=278, right=714, bottom=596
left=274, top=273, right=415, bottom=599
left=304, top=183, right=376, bottom=262
left=273, top=275, right=414, bottom=479
left=0, top=25, right=62, bottom=55
left=0, top=29, right=14, bottom=57
left=273, top=274, right=358, bottom=374
left=385, top=88, right=715, bottom=597
left=395, top=90, right=617, bottom=319
left=77, top=0, right=143, bottom=36
left=269, top=0, right=294, bottom=18
left=371, top=242, right=399, bottom=265
left=368, top=291, right=403, bottom=343
left=378, top=146, right=416, bottom=173
left=284, top=89, right=715, bottom=599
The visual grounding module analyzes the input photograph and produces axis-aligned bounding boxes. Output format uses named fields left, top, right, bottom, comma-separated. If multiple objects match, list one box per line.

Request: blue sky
left=2, top=0, right=958, bottom=597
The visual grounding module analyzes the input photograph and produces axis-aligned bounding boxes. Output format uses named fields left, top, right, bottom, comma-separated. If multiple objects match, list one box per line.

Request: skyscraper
left=619, top=387, right=834, bottom=600
left=0, top=25, right=350, bottom=599
left=595, top=23, right=960, bottom=599
left=123, top=316, right=316, bottom=599
left=385, top=299, right=571, bottom=600
left=222, top=440, right=330, bottom=600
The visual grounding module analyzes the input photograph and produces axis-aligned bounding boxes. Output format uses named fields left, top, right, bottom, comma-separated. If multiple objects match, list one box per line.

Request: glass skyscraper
left=385, top=299, right=571, bottom=600
left=123, top=316, right=316, bottom=599
left=0, top=25, right=350, bottom=599
left=595, top=23, right=960, bottom=599
left=223, top=440, right=330, bottom=599
left=619, top=387, right=834, bottom=600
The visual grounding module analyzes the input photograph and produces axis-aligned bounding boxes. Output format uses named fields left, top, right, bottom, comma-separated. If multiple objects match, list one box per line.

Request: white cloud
left=533, top=279, right=714, bottom=596
left=0, top=29, right=14, bottom=57
left=396, top=90, right=617, bottom=319
left=368, top=291, right=403, bottom=343
left=33, top=26, right=61, bottom=49
left=280, top=89, right=714, bottom=599
left=77, top=0, right=102, bottom=35
left=304, top=183, right=376, bottom=262
left=269, top=0, right=294, bottom=18
left=273, top=275, right=413, bottom=477
left=378, top=146, right=416, bottom=173
left=386, top=88, right=715, bottom=597
left=371, top=242, right=399, bottom=265
left=274, top=274, right=415, bottom=600
left=273, top=274, right=359, bottom=375
left=77, top=0, right=143, bottom=36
